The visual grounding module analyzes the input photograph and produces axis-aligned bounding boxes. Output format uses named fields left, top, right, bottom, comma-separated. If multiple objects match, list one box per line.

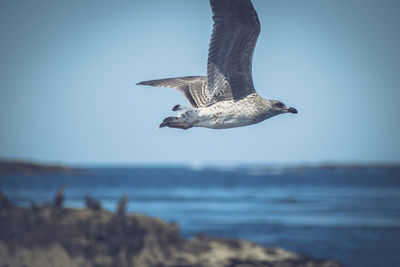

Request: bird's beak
left=287, top=107, right=298, bottom=114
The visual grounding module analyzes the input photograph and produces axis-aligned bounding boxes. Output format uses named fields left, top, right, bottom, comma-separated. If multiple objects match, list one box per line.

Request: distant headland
left=0, top=159, right=78, bottom=174
left=1, top=159, right=399, bottom=175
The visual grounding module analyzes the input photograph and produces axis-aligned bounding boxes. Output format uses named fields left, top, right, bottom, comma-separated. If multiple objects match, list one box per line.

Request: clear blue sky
left=1, top=0, right=399, bottom=165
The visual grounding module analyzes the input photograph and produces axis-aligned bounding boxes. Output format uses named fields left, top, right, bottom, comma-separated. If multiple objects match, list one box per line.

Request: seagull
left=137, top=0, right=297, bottom=130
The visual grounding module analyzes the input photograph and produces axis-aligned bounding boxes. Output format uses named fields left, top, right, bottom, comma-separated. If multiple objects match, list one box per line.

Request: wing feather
left=137, top=76, right=209, bottom=108
left=207, top=0, right=260, bottom=104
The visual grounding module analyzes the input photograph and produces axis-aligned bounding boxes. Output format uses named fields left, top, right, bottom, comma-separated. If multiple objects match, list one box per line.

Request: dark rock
left=54, top=185, right=66, bottom=208
left=85, top=195, right=102, bottom=210
left=0, top=191, right=12, bottom=210
left=116, top=195, right=128, bottom=217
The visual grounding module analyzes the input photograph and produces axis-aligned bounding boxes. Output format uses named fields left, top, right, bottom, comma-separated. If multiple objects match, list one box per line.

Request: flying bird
left=137, top=0, right=297, bottom=130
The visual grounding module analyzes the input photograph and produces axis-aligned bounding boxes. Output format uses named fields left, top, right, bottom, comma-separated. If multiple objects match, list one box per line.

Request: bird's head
left=269, top=100, right=297, bottom=115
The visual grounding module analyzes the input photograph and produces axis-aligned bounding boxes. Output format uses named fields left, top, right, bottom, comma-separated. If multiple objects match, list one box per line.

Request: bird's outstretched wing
left=207, top=0, right=260, bottom=105
left=137, top=76, right=209, bottom=108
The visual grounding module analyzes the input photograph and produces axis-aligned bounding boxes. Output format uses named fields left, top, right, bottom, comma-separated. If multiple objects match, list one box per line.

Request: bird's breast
left=195, top=94, right=267, bottom=129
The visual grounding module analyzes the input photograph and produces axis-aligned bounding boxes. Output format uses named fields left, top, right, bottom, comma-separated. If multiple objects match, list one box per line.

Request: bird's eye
left=275, top=102, right=284, bottom=108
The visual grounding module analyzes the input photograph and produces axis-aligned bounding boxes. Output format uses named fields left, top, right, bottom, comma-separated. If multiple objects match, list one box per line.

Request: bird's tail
left=159, top=108, right=201, bottom=130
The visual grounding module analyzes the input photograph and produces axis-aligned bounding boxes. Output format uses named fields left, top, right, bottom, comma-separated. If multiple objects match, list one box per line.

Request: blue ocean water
left=1, top=166, right=400, bottom=267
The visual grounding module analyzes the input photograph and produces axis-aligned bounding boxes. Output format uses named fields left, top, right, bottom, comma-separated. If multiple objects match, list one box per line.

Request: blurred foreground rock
left=0, top=194, right=341, bottom=267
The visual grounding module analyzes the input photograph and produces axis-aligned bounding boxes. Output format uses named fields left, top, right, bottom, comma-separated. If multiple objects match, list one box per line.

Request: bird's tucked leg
left=160, top=107, right=202, bottom=130
left=159, top=117, right=198, bottom=130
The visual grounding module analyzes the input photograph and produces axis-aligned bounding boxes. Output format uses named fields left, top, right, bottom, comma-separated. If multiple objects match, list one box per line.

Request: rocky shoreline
left=0, top=192, right=341, bottom=267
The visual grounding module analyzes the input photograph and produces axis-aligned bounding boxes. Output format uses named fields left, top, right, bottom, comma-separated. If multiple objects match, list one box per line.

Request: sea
left=1, top=165, right=400, bottom=267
